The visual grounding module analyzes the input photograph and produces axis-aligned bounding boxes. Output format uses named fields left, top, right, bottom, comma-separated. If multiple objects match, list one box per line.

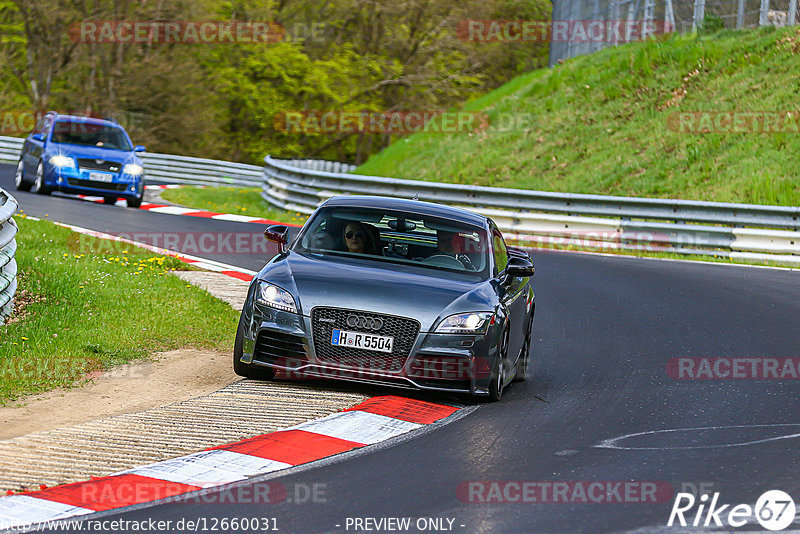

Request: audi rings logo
left=346, top=314, right=384, bottom=331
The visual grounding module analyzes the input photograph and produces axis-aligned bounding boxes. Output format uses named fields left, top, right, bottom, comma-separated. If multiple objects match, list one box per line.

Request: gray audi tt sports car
left=234, top=195, right=535, bottom=401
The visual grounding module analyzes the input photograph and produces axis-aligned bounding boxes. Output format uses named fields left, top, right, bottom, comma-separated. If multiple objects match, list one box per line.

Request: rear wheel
left=14, top=160, right=31, bottom=192
left=488, top=325, right=510, bottom=402
left=233, top=315, right=275, bottom=380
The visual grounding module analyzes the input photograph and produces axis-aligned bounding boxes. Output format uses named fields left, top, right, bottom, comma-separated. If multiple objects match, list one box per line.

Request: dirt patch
left=0, top=348, right=235, bottom=440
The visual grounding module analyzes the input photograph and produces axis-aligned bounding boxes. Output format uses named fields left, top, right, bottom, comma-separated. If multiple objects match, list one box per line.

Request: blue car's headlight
left=435, top=312, right=494, bottom=334
left=49, top=155, right=75, bottom=168
left=122, top=163, right=144, bottom=176
left=255, top=281, right=297, bottom=313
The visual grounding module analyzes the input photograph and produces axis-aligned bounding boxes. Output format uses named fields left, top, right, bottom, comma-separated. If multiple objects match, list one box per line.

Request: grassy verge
left=160, top=186, right=308, bottom=226
left=354, top=27, right=800, bottom=206
left=0, top=216, right=240, bottom=403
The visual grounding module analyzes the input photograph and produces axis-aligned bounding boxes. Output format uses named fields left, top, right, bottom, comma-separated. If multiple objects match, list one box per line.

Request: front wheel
left=514, top=310, right=534, bottom=382
left=488, top=325, right=510, bottom=402
left=233, top=315, right=275, bottom=380
left=103, top=196, right=118, bottom=205
left=14, top=160, right=31, bottom=191
left=31, top=162, right=50, bottom=195
left=126, top=195, right=142, bottom=209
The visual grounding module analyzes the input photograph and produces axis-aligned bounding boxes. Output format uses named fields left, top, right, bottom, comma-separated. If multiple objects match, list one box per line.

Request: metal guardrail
left=0, top=135, right=262, bottom=187
left=262, top=156, right=800, bottom=265
left=0, top=188, right=18, bottom=323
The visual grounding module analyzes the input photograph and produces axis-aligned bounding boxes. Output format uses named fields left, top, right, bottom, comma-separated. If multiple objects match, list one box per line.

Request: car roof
left=321, top=195, right=488, bottom=227
left=49, top=113, right=121, bottom=128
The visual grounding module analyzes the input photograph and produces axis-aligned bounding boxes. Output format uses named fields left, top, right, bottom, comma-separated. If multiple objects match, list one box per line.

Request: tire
left=488, top=324, right=510, bottom=402
left=31, top=162, right=50, bottom=195
left=103, top=196, right=118, bottom=205
left=514, top=310, right=534, bottom=382
left=14, top=160, right=31, bottom=192
left=233, top=315, right=275, bottom=380
left=126, top=195, right=142, bottom=209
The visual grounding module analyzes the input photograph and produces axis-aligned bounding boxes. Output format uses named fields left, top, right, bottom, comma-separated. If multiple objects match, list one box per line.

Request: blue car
left=14, top=112, right=146, bottom=208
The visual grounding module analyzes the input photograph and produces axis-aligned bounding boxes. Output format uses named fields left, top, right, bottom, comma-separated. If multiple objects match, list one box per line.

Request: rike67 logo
left=668, top=490, right=796, bottom=531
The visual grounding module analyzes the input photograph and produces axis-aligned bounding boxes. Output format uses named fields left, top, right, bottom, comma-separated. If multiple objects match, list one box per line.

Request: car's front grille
left=253, top=330, right=308, bottom=367
left=311, top=307, right=420, bottom=373
left=77, top=159, right=122, bottom=172
left=66, top=178, right=127, bottom=191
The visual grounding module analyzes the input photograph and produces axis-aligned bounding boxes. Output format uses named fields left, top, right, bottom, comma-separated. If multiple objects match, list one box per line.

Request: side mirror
left=134, top=145, right=146, bottom=152
left=264, top=224, right=289, bottom=253
left=32, top=133, right=45, bottom=142
left=504, top=256, right=535, bottom=281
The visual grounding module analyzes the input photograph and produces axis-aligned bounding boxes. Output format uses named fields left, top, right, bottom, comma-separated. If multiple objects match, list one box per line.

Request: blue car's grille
left=77, top=158, right=122, bottom=172
left=311, top=307, right=420, bottom=373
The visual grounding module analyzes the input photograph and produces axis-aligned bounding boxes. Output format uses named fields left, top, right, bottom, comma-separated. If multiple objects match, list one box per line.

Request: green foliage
left=0, top=218, right=239, bottom=402
left=699, top=14, right=726, bottom=35
left=0, top=0, right=550, bottom=164
left=355, top=28, right=800, bottom=207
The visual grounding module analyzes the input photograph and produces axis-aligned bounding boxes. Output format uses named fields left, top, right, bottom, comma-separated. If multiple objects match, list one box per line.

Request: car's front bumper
left=45, top=166, right=144, bottom=198
left=238, top=304, right=499, bottom=396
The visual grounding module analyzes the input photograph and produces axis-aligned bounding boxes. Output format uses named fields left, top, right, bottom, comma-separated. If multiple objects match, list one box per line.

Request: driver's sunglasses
left=345, top=231, right=365, bottom=239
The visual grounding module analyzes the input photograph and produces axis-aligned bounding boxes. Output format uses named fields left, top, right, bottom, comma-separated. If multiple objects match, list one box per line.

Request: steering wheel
left=422, top=254, right=466, bottom=269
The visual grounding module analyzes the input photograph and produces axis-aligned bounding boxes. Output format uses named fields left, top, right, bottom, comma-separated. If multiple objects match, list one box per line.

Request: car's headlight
left=122, top=163, right=144, bottom=176
left=256, top=281, right=297, bottom=313
left=435, top=312, right=493, bottom=334
left=49, top=155, right=75, bottom=168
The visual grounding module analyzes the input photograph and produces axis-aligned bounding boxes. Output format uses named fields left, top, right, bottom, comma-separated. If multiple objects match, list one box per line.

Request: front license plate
left=89, top=172, right=113, bottom=182
left=331, top=329, right=394, bottom=353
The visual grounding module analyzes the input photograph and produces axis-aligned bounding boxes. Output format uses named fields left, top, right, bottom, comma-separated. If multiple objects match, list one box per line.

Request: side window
left=34, top=117, right=46, bottom=134
left=492, top=230, right=508, bottom=275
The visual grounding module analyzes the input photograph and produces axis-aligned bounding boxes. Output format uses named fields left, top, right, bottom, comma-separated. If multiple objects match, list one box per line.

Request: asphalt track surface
left=3, top=164, right=800, bottom=533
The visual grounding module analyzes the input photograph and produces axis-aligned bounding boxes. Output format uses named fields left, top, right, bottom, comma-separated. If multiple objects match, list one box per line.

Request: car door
left=23, top=116, right=48, bottom=174
left=491, top=225, right=527, bottom=372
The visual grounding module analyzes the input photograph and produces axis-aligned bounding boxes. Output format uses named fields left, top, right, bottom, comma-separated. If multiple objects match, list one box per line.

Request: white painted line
left=289, top=410, right=422, bottom=445
left=210, top=214, right=260, bottom=223
left=145, top=206, right=196, bottom=215
left=0, top=495, right=93, bottom=526
left=118, top=450, right=292, bottom=488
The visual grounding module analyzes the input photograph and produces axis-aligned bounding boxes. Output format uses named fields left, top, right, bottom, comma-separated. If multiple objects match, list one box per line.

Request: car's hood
left=50, top=143, right=138, bottom=163
left=260, top=252, right=497, bottom=331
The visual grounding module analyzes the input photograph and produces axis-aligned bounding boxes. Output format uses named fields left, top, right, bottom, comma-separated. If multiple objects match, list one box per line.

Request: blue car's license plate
left=89, top=172, right=113, bottom=183
left=331, top=329, right=394, bottom=353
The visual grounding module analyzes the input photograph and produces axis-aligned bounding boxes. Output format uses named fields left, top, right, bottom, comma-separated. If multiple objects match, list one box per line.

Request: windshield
left=293, top=206, right=490, bottom=278
left=51, top=121, right=132, bottom=151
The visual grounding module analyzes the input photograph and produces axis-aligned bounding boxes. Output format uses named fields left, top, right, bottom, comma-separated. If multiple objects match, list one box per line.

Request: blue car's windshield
left=51, top=121, right=132, bottom=151
left=294, top=206, right=490, bottom=278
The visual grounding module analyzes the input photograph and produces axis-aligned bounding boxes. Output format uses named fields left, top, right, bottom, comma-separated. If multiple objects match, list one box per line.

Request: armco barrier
left=0, top=135, right=262, bottom=187
left=262, top=156, right=800, bottom=264
left=0, top=187, right=18, bottom=323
